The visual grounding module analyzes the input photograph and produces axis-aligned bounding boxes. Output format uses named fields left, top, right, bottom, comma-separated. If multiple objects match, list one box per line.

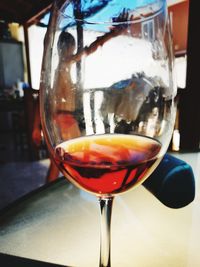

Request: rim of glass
left=56, top=0, right=166, bottom=25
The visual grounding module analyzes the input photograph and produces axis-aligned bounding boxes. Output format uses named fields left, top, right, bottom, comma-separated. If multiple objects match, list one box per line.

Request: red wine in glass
left=55, top=134, right=161, bottom=195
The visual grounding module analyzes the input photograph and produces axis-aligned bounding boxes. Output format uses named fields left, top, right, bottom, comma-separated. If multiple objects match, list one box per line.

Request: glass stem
left=99, top=196, right=114, bottom=267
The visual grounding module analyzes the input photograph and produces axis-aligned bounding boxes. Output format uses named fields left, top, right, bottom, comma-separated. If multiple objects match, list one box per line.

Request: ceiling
left=0, top=0, right=53, bottom=25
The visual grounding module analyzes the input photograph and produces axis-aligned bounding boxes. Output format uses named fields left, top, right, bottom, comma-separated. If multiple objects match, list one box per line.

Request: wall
left=168, top=0, right=189, bottom=55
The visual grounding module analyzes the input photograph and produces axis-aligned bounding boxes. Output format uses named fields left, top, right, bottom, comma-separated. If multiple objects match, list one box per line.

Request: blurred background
left=0, top=0, right=198, bottom=209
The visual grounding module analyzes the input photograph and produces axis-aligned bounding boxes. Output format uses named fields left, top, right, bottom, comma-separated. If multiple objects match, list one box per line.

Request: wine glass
left=39, top=0, right=176, bottom=266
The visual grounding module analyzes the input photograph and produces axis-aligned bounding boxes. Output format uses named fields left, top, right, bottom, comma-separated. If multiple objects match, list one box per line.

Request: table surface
left=0, top=161, right=200, bottom=267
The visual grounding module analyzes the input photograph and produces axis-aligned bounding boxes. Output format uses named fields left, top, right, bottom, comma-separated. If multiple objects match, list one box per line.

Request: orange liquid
left=55, top=134, right=161, bottom=195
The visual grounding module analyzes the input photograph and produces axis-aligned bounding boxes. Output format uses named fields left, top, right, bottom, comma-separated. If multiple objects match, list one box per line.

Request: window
left=142, top=19, right=155, bottom=42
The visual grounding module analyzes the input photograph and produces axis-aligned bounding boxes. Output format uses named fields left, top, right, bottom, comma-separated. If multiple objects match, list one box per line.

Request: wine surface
left=55, top=134, right=161, bottom=195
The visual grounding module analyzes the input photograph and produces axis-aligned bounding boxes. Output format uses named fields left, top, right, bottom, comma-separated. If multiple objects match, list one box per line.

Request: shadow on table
left=0, top=252, right=72, bottom=267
